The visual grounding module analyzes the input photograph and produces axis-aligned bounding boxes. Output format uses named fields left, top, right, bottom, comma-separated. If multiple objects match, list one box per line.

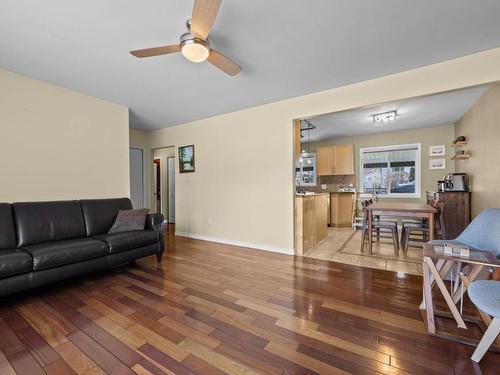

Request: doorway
left=152, top=146, right=176, bottom=223
left=167, top=157, right=176, bottom=223
left=153, top=158, right=161, bottom=214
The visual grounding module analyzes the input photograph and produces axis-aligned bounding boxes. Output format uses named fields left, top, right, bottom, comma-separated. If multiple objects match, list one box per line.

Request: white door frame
left=167, top=156, right=175, bottom=223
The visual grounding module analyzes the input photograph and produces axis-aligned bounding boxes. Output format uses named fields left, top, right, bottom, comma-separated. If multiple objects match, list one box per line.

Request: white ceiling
left=1, top=1, right=500, bottom=130
left=302, top=85, right=490, bottom=142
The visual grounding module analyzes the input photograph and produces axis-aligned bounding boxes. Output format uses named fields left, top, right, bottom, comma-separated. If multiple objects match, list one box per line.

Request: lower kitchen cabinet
left=330, top=192, right=355, bottom=227
left=295, top=193, right=329, bottom=255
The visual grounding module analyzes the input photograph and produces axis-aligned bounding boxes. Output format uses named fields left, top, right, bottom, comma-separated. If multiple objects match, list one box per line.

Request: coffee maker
left=442, top=173, right=469, bottom=192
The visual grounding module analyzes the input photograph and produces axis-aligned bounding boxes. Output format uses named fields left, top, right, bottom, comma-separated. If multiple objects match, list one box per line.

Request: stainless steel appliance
left=443, top=173, right=469, bottom=192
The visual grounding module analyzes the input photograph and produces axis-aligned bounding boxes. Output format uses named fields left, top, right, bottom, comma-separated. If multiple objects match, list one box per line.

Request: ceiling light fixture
left=372, top=110, right=397, bottom=124
left=180, top=35, right=210, bottom=63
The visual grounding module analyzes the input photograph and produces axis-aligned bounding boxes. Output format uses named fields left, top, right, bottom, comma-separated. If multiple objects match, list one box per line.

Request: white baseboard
left=175, top=231, right=295, bottom=255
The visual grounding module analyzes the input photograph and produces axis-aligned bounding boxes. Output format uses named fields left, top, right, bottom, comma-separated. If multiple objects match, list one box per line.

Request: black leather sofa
left=0, top=198, right=164, bottom=297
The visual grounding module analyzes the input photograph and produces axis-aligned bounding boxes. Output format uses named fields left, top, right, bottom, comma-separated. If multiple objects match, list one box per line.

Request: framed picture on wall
left=178, top=145, right=195, bottom=173
left=429, top=145, right=446, bottom=157
left=429, top=158, right=446, bottom=170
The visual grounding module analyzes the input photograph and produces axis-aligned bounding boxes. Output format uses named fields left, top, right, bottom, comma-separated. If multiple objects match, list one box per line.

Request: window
left=360, top=143, right=421, bottom=198
left=295, top=153, right=316, bottom=186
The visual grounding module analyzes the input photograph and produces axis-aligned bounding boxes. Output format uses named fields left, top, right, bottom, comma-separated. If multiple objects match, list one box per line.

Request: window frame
left=359, top=143, right=421, bottom=199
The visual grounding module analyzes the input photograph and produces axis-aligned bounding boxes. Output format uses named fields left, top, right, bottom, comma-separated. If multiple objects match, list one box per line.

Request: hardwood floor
left=1, top=225, right=499, bottom=374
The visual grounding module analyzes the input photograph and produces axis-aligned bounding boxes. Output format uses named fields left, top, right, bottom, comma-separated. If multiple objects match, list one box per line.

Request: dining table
left=365, top=202, right=437, bottom=254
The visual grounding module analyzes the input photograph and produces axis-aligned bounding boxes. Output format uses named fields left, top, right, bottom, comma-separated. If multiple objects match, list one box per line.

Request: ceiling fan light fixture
left=180, top=35, right=210, bottom=63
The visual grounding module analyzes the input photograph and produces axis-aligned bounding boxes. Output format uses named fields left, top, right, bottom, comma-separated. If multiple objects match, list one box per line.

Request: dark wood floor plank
left=67, top=330, right=135, bottom=375
left=78, top=321, right=144, bottom=367
left=0, top=318, right=26, bottom=357
left=44, top=358, right=77, bottom=375
left=138, top=343, right=196, bottom=375
left=0, top=305, right=31, bottom=332
left=16, top=326, right=60, bottom=367
left=181, top=354, right=228, bottom=375
left=7, top=350, right=45, bottom=375
left=0, top=350, right=17, bottom=375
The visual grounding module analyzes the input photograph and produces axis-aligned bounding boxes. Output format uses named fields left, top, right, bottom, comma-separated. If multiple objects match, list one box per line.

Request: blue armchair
left=429, top=208, right=500, bottom=257
left=429, top=209, right=500, bottom=362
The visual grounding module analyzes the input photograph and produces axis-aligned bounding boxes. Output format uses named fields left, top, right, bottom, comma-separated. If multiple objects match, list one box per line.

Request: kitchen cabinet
left=334, top=145, right=354, bottom=175
left=295, top=193, right=329, bottom=255
left=316, top=145, right=354, bottom=176
left=317, top=147, right=336, bottom=175
left=330, top=192, right=355, bottom=227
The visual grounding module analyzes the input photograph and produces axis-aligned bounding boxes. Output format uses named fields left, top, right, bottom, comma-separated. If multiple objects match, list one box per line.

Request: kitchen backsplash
left=307, top=175, right=356, bottom=193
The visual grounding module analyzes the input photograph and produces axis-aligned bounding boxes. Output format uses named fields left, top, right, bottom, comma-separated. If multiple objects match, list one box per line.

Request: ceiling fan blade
left=130, top=44, right=181, bottom=58
left=190, top=0, right=221, bottom=40
left=207, top=49, right=241, bottom=76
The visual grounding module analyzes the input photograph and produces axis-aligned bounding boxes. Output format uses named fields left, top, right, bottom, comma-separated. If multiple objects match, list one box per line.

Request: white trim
left=175, top=231, right=295, bottom=255
left=359, top=142, right=421, bottom=199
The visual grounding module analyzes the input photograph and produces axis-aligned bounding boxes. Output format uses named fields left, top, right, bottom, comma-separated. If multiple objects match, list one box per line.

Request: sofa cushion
left=0, top=250, right=32, bottom=278
left=80, top=198, right=133, bottom=236
left=22, top=238, right=108, bottom=271
left=94, top=230, right=159, bottom=254
left=0, top=203, right=17, bottom=250
left=13, top=201, right=86, bottom=247
left=108, top=209, right=150, bottom=234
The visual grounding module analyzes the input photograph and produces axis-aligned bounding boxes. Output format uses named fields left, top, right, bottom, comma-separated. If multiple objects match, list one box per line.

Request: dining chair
left=401, top=201, right=446, bottom=258
left=360, top=200, right=399, bottom=256
left=468, top=280, right=500, bottom=362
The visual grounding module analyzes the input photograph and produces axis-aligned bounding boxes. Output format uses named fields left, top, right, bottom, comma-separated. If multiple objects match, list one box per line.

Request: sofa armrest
left=145, top=213, right=164, bottom=232
left=146, top=213, right=165, bottom=259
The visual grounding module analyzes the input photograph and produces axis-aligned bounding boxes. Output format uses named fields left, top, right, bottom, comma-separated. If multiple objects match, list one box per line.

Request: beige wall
left=0, top=68, right=130, bottom=202
left=310, top=124, right=456, bottom=203
left=456, top=84, right=500, bottom=217
left=134, top=47, right=500, bottom=253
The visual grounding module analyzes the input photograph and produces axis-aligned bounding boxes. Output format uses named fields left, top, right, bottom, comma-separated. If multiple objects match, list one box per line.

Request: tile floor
left=306, top=227, right=423, bottom=275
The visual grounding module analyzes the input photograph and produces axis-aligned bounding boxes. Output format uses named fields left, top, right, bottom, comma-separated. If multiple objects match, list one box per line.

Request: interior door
left=129, top=148, right=144, bottom=208
left=153, top=159, right=161, bottom=214
left=167, top=157, right=175, bottom=223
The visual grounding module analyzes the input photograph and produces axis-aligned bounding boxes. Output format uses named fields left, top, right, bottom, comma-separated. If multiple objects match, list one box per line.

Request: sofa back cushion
left=80, top=198, right=133, bottom=236
left=13, top=201, right=86, bottom=247
left=0, top=203, right=17, bottom=250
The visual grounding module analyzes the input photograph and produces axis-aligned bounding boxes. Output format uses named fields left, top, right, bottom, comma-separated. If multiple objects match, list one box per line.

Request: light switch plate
left=321, top=184, right=327, bottom=189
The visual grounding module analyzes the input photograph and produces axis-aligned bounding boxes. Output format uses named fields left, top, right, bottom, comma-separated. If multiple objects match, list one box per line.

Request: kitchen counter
left=295, top=192, right=330, bottom=197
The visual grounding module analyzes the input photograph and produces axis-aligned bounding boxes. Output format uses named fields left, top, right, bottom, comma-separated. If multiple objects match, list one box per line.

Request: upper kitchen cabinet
left=317, top=145, right=354, bottom=176
left=334, top=144, right=354, bottom=175
left=316, top=146, right=335, bottom=175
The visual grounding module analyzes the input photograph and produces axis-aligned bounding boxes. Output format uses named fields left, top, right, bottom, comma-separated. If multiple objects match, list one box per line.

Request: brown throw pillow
left=108, top=209, right=150, bottom=233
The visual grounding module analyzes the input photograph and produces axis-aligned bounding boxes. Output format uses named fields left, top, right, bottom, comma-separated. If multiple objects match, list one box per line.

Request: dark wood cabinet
left=426, top=191, right=471, bottom=239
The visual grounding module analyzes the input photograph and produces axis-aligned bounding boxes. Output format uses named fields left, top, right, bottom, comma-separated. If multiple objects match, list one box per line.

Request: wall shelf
left=451, top=153, right=471, bottom=160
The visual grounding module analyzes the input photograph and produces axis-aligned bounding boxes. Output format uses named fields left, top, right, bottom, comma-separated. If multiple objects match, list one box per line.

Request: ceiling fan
left=130, top=0, right=241, bottom=76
